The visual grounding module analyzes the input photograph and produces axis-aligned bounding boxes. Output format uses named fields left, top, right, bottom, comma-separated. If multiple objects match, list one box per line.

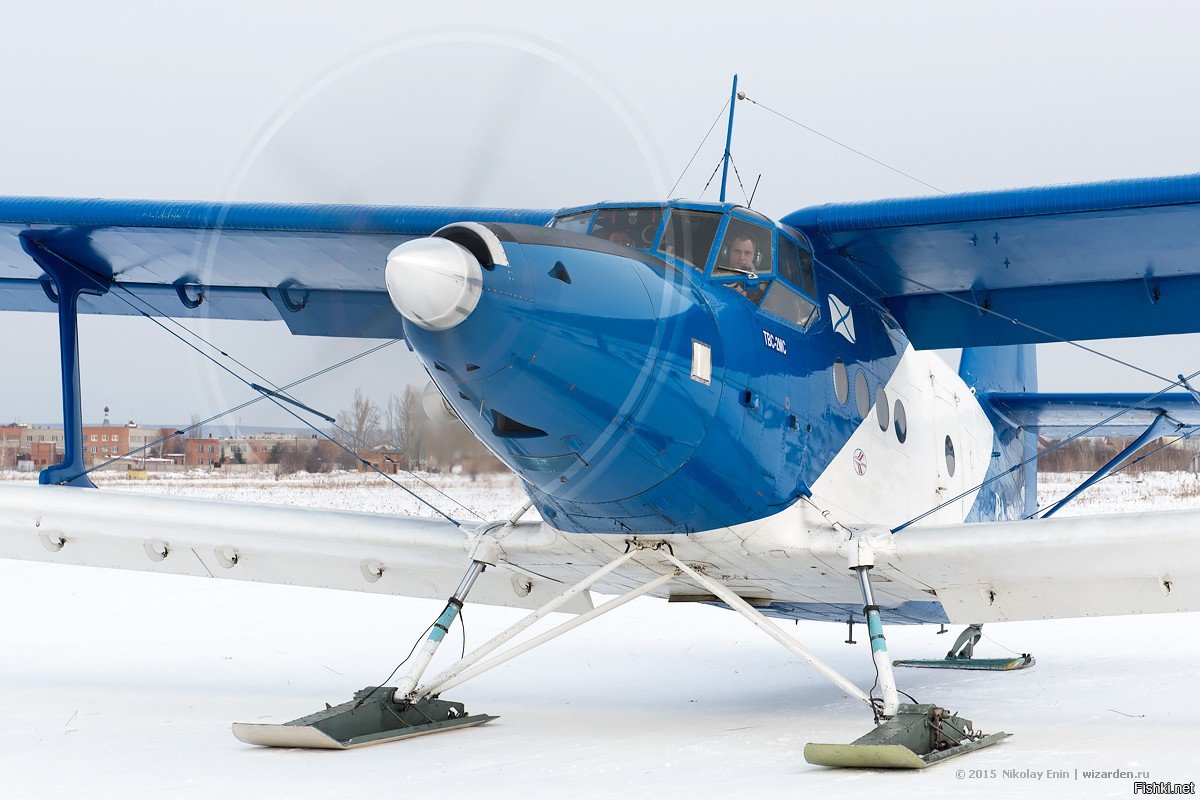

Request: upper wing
left=984, top=392, right=1200, bottom=435
left=0, top=197, right=553, bottom=338
left=784, top=173, right=1200, bottom=349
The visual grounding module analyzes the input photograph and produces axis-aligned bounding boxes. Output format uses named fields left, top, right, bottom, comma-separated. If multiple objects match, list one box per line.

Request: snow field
left=0, top=469, right=1197, bottom=798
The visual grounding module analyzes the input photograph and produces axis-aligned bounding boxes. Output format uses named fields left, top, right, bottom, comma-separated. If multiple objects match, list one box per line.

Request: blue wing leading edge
left=0, top=197, right=553, bottom=338
left=786, top=172, right=1200, bottom=349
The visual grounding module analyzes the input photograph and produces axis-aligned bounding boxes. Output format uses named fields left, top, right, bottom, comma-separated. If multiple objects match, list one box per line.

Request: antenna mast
left=718, top=74, right=738, bottom=203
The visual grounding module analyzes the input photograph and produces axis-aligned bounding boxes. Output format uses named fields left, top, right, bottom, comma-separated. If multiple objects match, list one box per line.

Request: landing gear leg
left=948, top=624, right=983, bottom=659
left=852, top=564, right=900, bottom=719
left=233, top=558, right=496, bottom=749
left=234, top=545, right=672, bottom=749
left=803, top=553, right=1011, bottom=769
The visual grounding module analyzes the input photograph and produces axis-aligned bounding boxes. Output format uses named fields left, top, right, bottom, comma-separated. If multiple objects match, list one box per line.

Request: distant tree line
left=1038, top=435, right=1198, bottom=473
left=310, top=385, right=503, bottom=477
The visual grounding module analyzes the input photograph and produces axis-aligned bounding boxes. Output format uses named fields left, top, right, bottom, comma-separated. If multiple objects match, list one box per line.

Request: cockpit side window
left=777, top=236, right=817, bottom=298
left=592, top=208, right=663, bottom=249
left=760, top=282, right=819, bottom=328
left=657, top=210, right=722, bottom=270
left=551, top=211, right=595, bottom=234
left=720, top=281, right=769, bottom=305
left=714, top=218, right=772, bottom=278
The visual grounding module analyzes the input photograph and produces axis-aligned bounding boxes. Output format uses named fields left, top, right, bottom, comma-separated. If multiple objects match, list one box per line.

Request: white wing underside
left=2, top=483, right=1200, bottom=625
left=0, top=484, right=595, bottom=614
left=855, top=510, right=1200, bottom=623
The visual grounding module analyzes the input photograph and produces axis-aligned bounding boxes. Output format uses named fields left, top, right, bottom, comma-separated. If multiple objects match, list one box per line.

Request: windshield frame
left=548, top=202, right=820, bottom=309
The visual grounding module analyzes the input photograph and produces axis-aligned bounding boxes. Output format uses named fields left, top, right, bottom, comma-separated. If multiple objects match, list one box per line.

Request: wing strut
left=1039, top=412, right=1178, bottom=518
left=19, top=233, right=111, bottom=488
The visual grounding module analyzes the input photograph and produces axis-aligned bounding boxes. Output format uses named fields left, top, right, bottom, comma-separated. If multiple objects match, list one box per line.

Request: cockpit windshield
left=550, top=207, right=663, bottom=250
left=657, top=209, right=722, bottom=270
left=714, top=217, right=771, bottom=277
left=549, top=203, right=819, bottom=328
left=590, top=208, right=662, bottom=249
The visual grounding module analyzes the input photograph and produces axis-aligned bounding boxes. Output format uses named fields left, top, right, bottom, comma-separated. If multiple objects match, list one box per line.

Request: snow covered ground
left=1, top=469, right=1198, bottom=798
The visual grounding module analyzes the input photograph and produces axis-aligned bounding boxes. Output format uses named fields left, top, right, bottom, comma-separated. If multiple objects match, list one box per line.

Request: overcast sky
left=3, top=2, right=1200, bottom=427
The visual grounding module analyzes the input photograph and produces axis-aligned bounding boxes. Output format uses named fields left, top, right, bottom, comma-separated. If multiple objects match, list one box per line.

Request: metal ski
left=893, top=624, right=1035, bottom=671
left=232, top=688, right=495, bottom=750
left=893, top=655, right=1035, bottom=671
left=804, top=704, right=1010, bottom=769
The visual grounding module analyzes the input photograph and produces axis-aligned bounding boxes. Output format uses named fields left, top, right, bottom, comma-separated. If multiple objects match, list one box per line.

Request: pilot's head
left=728, top=234, right=757, bottom=270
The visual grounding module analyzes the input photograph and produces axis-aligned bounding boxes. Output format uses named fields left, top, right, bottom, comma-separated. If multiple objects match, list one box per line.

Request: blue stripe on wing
left=0, top=196, right=554, bottom=337
left=785, top=173, right=1200, bottom=349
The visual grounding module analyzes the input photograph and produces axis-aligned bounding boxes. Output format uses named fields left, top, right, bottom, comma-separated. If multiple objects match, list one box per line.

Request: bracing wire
left=892, top=368, right=1200, bottom=532
left=1024, top=424, right=1200, bottom=519
left=98, top=278, right=483, bottom=519
left=700, top=158, right=725, bottom=198
left=78, top=339, right=399, bottom=476
left=729, top=155, right=751, bottom=206
left=47, top=256, right=473, bottom=524
left=740, top=93, right=946, bottom=194
left=840, top=251, right=1174, bottom=385
left=668, top=99, right=731, bottom=198
left=99, top=281, right=482, bottom=525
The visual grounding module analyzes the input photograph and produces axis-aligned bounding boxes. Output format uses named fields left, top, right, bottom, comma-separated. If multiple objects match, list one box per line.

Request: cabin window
left=759, top=282, right=818, bottom=328
left=876, top=386, right=890, bottom=431
left=893, top=398, right=908, bottom=443
left=658, top=210, right=721, bottom=269
left=945, top=435, right=956, bottom=476
left=550, top=211, right=594, bottom=234
left=833, top=358, right=848, bottom=404
left=713, top=218, right=772, bottom=278
left=777, top=237, right=817, bottom=298
left=855, top=370, right=870, bottom=420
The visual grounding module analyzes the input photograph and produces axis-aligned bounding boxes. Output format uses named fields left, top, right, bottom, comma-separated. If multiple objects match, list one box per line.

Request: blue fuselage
left=404, top=203, right=1028, bottom=535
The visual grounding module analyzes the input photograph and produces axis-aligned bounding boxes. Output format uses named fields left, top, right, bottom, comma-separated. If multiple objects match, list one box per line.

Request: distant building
left=18, top=420, right=164, bottom=469
left=28, top=441, right=57, bottom=469
left=1, top=424, right=28, bottom=470
left=223, top=433, right=319, bottom=465
left=359, top=449, right=405, bottom=474
left=184, top=437, right=222, bottom=467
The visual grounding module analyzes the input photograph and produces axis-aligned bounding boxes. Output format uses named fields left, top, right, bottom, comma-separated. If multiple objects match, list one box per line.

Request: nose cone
left=385, top=237, right=483, bottom=331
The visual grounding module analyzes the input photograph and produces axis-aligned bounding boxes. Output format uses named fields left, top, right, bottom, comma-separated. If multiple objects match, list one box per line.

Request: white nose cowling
left=385, top=237, right=483, bottom=331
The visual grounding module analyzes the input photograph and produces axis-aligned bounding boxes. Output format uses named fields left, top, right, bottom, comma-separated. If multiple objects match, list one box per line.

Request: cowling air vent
left=433, top=222, right=509, bottom=271
left=548, top=261, right=572, bottom=284
left=491, top=411, right=547, bottom=439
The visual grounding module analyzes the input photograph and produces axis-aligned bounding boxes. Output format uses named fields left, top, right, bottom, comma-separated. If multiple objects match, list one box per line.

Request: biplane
left=3, top=83, right=1200, bottom=768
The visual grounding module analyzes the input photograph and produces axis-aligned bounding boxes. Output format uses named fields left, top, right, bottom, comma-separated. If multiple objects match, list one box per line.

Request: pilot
left=725, top=280, right=767, bottom=304
left=725, top=233, right=758, bottom=272
left=608, top=229, right=633, bottom=247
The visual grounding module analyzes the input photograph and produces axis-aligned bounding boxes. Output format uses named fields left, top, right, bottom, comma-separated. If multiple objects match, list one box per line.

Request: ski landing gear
left=650, top=551, right=1007, bottom=769
left=802, top=546, right=1009, bottom=769
left=804, top=704, right=1011, bottom=769
left=893, top=624, right=1035, bottom=671
left=234, top=545, right=674, bottom=750
left=233, top=558, right=496, bottom=749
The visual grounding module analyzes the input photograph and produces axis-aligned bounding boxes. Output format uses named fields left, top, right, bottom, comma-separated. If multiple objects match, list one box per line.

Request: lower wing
left=815, top=511, right=1200, bottom=623
left=7, top=481, right=1200, bottom=626
left=0, top=483, right=593, bottom=613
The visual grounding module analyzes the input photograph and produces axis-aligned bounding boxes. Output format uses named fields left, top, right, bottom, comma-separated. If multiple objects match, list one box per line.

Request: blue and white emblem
left=828, top=294, right=855, bottom=343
